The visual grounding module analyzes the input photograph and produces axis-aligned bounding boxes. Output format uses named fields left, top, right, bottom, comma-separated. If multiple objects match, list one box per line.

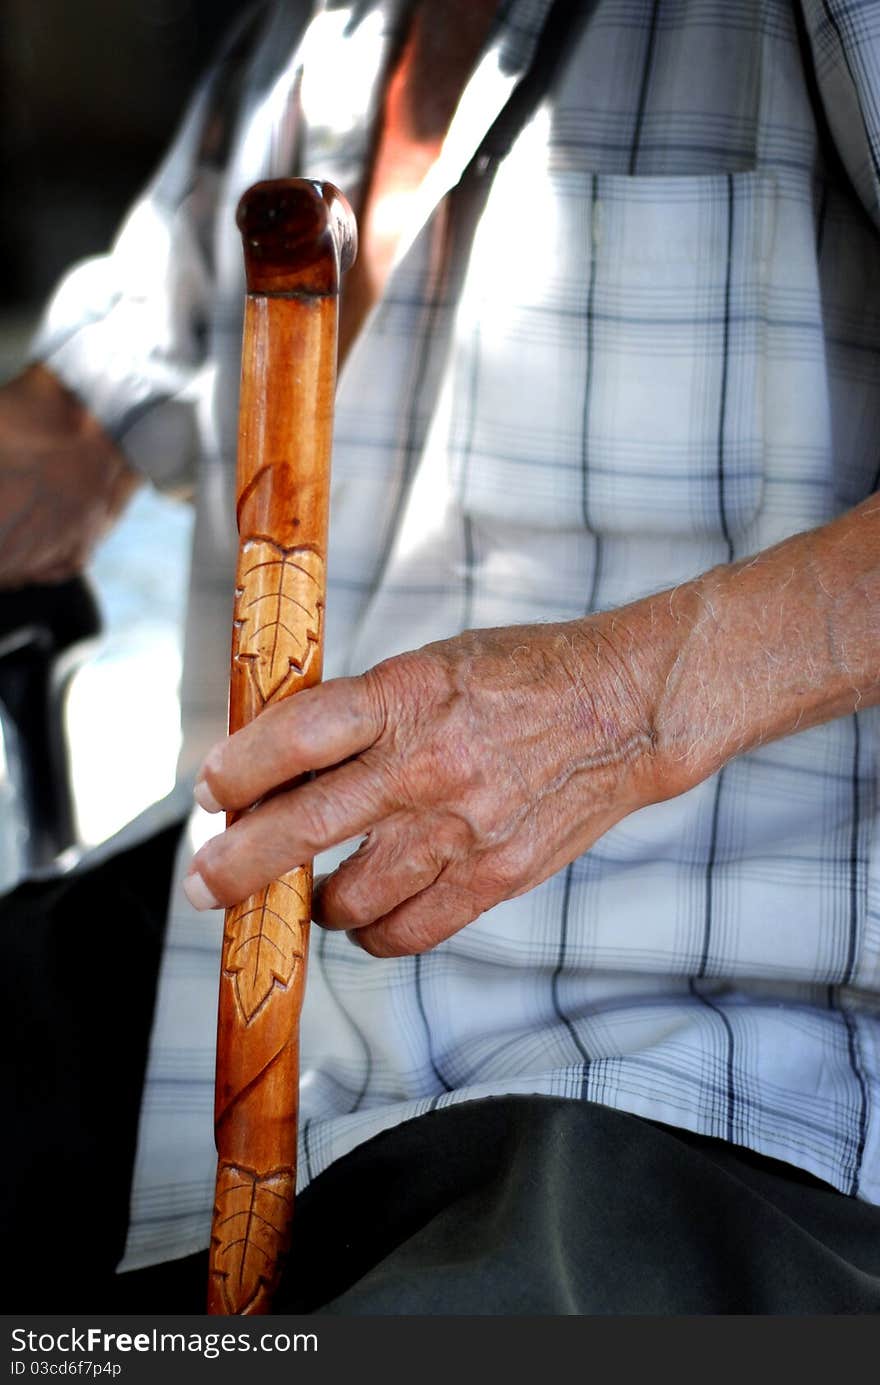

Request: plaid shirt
left=35, top=0, right=880, bottom=1271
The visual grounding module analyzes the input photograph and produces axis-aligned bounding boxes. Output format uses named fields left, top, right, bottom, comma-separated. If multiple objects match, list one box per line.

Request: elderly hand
left=0, top=364, right=139, bottom=587
left=184, top=615, right=670, bottom=957
left=185, top=497, right=880, bottom=956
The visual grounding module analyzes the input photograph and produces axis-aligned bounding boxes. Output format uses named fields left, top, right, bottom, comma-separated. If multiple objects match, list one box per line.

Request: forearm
left=616, top=497, right=880, bottom=801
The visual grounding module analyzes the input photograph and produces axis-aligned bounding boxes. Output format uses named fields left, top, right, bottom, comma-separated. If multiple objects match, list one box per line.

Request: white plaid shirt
left=34, top=0, right=880, bottom=1271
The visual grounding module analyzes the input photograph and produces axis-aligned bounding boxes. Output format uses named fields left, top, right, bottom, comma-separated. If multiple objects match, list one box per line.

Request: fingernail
left=194, top=777, right=222, bottom=814
left=183, top=870, right=220, bottom=911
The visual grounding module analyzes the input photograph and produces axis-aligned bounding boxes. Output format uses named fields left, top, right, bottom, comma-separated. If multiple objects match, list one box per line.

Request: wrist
left=579, top=589, right=709, bottom=806
left=630, top=502, right=880, bottom=804
left=629, top=565, right=740, bottom=799
left=550, top=605, right=687, bottom=814
left=564, top=557, right=791, bottom=811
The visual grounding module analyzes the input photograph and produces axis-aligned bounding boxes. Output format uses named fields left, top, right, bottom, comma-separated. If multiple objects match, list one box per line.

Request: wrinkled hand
left=187, top=497, right=880, bottom=954
left=186, top=619, right=668, bottom=957
left=0, top=364, right=140, bottom=587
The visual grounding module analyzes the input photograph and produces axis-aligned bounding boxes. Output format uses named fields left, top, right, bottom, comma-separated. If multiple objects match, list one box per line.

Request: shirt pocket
left=449, top=170, right=777, bottom=539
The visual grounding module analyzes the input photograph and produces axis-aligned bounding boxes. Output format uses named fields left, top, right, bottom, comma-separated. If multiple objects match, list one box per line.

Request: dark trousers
left=3, top=826, right=880, bottom=1315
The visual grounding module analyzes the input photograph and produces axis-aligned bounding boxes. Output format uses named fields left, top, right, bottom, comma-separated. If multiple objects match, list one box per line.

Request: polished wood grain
left=207, top=179, right=356, bottom=1316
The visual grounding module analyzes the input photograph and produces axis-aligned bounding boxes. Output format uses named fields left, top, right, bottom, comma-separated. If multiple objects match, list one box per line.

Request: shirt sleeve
left=30, top=3, right=268, bottom=494
left=799, top=0, right=880, bottom=231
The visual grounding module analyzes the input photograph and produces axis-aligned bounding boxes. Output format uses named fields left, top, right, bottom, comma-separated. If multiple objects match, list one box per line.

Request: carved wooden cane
left=207, top=179, right=356, bottom=1316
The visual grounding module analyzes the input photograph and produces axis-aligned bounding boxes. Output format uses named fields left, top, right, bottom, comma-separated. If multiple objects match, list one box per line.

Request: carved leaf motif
left=210, top=1163, right=295, bottom=1315
left=224, top=873, right=308, bottom=1023
left=234, top=542, right=324, bottom=704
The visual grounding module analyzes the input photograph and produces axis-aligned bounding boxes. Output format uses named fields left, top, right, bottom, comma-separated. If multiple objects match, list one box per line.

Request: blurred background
left=0, top=0, right=251, bottom=886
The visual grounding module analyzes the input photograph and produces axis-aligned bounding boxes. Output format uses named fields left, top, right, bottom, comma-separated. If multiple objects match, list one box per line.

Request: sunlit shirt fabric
left=33, top=0, right=880, bottom=1270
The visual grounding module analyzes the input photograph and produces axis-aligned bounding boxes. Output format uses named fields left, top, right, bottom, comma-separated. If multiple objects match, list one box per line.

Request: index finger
left=195, top=672, right=385, bottom=813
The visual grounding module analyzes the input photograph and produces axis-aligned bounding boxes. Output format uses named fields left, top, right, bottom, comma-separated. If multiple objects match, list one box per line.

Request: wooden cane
left=207, top=179, right=356, bottom=1316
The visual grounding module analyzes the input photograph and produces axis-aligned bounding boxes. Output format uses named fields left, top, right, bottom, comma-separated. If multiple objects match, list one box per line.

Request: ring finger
left=314, top=816, right=447, bottom=931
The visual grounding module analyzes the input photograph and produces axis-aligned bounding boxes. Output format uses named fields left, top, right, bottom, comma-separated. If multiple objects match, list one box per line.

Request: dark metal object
left=0, top=575, right=101, bottom=870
